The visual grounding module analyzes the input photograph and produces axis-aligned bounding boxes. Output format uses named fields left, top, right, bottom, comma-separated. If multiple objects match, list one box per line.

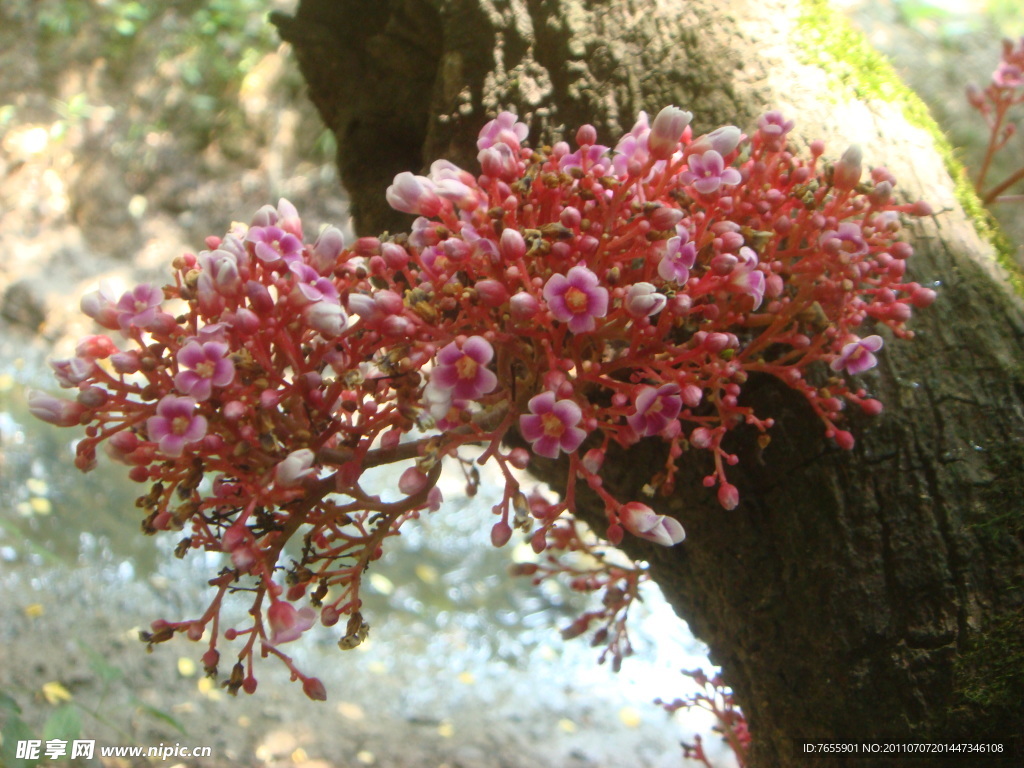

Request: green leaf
left=42, top=704, right=81, bottom=743
left=76, top=641, right=124, bottom=684
left=134, top=701, right=187, bottom=735
left=0, top=712, right=40, bottom=768
left=0, top=689, right=23, bottom=716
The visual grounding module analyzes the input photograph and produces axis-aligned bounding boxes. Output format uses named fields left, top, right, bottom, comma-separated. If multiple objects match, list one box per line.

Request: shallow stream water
left=0, top=336, right=736, bottom=768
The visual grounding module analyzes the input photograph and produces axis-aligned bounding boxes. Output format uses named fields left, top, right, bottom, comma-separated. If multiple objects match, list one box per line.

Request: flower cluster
left=30, top=105, right=932, bottom=698
left=656, top=668, right=750, bottom=768
left=966, top=36, right=1024, bottom=205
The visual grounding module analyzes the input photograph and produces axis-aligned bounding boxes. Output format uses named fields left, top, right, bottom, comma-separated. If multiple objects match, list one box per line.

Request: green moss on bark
left=796, top=0, right=1024, bottom=298
left=952, top=610, right=1024, bottom=727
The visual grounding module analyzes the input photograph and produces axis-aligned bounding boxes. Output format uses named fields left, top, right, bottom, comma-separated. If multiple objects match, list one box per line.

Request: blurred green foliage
left=5, top=0, right=288, bottom=150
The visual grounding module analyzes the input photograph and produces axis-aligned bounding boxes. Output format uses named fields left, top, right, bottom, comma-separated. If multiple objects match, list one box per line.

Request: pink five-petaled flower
left=627, top=384, right=683, bottom=437
left=657, top=234, right=697, bottom=284
left=174, top=341, right=235, bottom=401
left=476, top=111, right=529, bottom=152
left=267, top=600, right=317, bottom=645
left=830, top=335, right=884, bottom=375
left=680, top=149, right=741, bottom=195
left=619, top=501, right=685, bottom=546
left=431, top=336, right=498, bottom=401
left=115, top=283, right=164, bottom=332
left=543, top=265, right=609, bottom=333
left=519, top=391, right=587, bottom=459
left=246, top=225, right=303, bottom=265
left=146, top=395, right=207, bottom=458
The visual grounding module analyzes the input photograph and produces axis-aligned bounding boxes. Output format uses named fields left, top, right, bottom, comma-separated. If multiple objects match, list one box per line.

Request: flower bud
left=576, top=124, right=598, bottom=147
left=475, top=279, right=509, bottom=306
left=688, top=125, right=742, bottom=157
left=624, top=282, right=667, bottom=318
left=509, top=292, right=539, bottom=320
left=648, top=106, right=693, bottom=160
left=79, top=284, right=121, bottom=330
left=381, top=242, right=409, bottom=269
left=499, top=228, right=527, bottom=261
left=311, top=225, right=345, bottom=274
left=275, top=449, right=316, bottom=487
left=76, top=335, right=118, bottom=359
left=28, top=390, right=86, bottom=427
left=833, top=145, right=863, bottom=190
left=490, top=520, right=513, bottom=547
left=398, top=466, right=429, bottom=496
left=717, top=482, right=740, bottom=510
left=386, top=172, right=443, bottom=217
left=246, top=281, right=274, bottom=314
left=648, top=206, right=684, bottom=230
left=305, top=301, right=348, bottom=337
left=619, top=501, right=685, bottom=546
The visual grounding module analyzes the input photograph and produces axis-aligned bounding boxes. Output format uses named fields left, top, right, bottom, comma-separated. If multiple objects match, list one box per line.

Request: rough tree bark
left=271, top=1, right=1024, bottom=765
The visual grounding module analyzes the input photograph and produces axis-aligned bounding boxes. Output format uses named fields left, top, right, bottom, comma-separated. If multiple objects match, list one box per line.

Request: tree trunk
left=271, top=1, right=1024, bottom=765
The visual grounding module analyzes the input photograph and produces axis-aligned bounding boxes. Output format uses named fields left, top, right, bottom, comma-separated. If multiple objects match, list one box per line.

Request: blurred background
left=1, top=0, right=1021, bottom=766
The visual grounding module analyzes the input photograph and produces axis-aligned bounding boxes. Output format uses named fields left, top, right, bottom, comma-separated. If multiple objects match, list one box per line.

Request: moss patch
left=952, top=610, right=1024, bottom=726
left=795, top=0, right=1024, bottom=298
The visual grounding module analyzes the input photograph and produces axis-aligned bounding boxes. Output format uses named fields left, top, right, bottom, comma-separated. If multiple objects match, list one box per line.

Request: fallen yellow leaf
left=42, top=681, right=72, bottom=705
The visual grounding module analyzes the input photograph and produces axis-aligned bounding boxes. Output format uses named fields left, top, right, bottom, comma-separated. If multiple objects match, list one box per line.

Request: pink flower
left=267, top=600, right=316, bottom=645
left=174, top=341, right=234, bottom=401
left=246, top=225, right=302, bottom=264
left=146, top=395, right=207, bottom=457
left=477, top=111, right=529, bottom=152
left=756, top=111, right=794, bottom=151
left=611, top=112, right=651, bottom=176
left=820, top=222, right=868, bottom=257
left=519, top=391, right=587, bottom=458
left=619, top=502, right=685, bottom=546
left=993, top=62, right=1023, bottom=89
left=680, top=150, right=741, bottom=195
left=50, top=357, right=96, bottom=388
left=830, top=335, right=883, bottom=375
left=289, top=262, right=339, bottom=304
left=386, top=172, right=444, bottom=217
left=732, top=247, right=766, bottom=309
left=627, top=384, right=683, bottom=437
left=657, top=235, right=697, bottom=284
left=543, top=265, right=609, bottom=333
left=115, top=283, right=164, bottom=332
left=431, top=336, right=498, bottom=401
left=558, top=144, right=612, bottom=175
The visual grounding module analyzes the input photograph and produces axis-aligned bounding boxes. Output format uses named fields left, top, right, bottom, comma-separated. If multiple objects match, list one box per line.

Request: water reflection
left=0, top=339, right=736, bottom=768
